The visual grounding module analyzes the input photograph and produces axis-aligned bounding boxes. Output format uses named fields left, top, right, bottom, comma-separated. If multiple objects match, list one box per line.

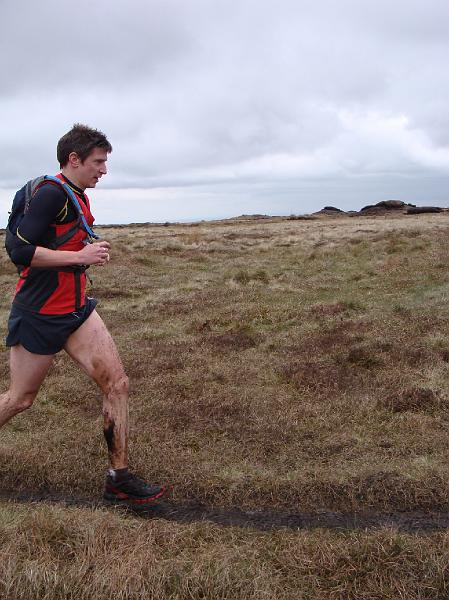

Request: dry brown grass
left=2, top=501, right=449, bottom=600
left=3, top=214, right=449, bottom=597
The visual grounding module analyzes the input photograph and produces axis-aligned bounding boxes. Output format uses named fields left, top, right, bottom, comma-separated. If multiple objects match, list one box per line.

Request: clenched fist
left=78, top=240, right=111, bottom=266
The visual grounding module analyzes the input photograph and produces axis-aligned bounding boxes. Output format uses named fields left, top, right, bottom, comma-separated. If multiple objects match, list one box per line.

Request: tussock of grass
left=379, top=387, right=445, bottom=413
left=232, top=269, right=270, bottom=285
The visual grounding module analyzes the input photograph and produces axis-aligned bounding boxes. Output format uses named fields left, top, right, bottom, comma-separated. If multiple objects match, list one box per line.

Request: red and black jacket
left=11, top=174, right=95, bottom=315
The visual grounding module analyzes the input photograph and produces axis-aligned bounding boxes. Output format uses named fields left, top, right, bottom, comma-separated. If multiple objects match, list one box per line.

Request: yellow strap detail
left=55, top=199, right=68, bottom=221
left=16, top=229, right=31, bottom=244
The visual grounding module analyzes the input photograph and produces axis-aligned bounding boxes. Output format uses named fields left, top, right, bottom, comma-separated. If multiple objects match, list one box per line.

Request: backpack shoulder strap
left=43, top=175, right=99, bottom=241
left=24, top=176, right=46, bottom=212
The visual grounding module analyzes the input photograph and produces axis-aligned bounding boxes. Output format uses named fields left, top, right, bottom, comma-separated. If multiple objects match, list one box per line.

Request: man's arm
left=9, top=183, right=110, bottom=268
left=10, top=183, right=69, bottom=267
left=31, top=242, right=111, bottom=268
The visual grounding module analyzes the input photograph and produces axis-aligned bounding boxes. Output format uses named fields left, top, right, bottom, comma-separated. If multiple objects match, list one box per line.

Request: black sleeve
left=9, top=184, right=68, bottom=267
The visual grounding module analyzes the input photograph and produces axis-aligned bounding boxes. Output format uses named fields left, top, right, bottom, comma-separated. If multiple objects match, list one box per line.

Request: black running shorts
left=6, top=297, right=98, bottom=355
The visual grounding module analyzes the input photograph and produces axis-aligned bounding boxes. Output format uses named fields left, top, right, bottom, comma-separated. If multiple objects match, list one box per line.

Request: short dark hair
left=57, top=123, right=112, bottom=167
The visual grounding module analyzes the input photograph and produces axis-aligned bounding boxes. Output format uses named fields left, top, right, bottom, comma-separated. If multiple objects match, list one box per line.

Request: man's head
left=57, top=124, right=112, bottom=190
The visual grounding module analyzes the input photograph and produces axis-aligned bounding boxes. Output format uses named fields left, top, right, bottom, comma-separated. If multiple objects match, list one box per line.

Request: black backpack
left=5, top=175, right=98, bottom=266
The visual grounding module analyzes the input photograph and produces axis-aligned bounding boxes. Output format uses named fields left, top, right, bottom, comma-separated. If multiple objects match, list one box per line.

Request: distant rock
left=235, top=214, right=271, bottom=220
left=296, top=199, right=447, bottom=221
left=360, top=200, right=412, bottom=212
left=379, top=200, right=409, bottom=209
left=359, top=205, right=390, bottom=216
left=406, top=206, right=443, bottom=215
left=358, top=200, right=418, bottom=216
left=313, top=207, right=347, bottom=216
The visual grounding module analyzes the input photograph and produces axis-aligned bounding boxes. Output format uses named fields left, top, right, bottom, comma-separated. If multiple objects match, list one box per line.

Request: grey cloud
left=0, top=0, right=195, bottom=95
left=1, top=0, right=449, bottom=221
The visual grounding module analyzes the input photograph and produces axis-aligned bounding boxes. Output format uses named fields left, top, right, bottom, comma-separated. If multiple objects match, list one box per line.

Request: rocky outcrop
left=406, top=207, right=443, bottom=215
left=314, top=206, right=347, bottom=216
left=311, top=200, right=447, bottom=219
left=360, top=200, right=416, bottom=215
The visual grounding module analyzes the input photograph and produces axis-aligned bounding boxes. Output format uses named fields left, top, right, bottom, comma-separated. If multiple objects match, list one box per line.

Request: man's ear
left=67, top=152, right=80, bottom=168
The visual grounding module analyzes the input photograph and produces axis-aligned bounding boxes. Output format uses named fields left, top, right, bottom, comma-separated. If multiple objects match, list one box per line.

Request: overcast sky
left=1, top=0, right=449, bottom=224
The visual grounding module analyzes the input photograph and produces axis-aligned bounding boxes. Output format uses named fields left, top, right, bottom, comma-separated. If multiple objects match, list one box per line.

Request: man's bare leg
left=64, top=309, right=129, bottom=469
left=0, top=345, right=54, bottom=429
left=64, top=309, right=165, bottom=504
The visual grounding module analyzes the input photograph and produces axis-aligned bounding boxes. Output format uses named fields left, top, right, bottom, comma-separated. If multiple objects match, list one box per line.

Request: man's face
left=76, top=147, right=108, bottom=189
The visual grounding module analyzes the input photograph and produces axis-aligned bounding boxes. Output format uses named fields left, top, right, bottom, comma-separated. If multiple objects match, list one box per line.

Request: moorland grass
left=2, top=501, right=449, bottom=599
left=2, top=214, right=449, bottom=597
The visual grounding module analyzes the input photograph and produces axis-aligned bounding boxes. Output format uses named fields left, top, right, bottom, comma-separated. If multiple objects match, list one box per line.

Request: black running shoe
left=104, top=471, right=166, bottom=505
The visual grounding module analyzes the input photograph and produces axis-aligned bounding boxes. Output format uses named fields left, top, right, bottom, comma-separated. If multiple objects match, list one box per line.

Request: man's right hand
left=78, top=241, right=111, bottom=266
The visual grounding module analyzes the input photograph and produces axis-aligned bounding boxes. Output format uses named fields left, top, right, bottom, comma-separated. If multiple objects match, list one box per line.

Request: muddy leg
left=101, top=370, right=129, bottom=469
left=64, top=309, right=130, bottom=468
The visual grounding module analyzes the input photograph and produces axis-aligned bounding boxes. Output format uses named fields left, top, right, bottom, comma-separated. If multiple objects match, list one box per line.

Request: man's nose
left=100, top=163, right=107, bottom=175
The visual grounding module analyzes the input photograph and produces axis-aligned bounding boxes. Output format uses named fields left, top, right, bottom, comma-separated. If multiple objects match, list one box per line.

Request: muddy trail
left=1, top=489, right=449, bottom=533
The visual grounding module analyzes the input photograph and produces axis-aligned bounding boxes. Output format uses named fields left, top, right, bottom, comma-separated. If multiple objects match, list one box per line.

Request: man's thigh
left=63, top=309, right=125, bottom=385
left=9, top=344, right=54, bottom=397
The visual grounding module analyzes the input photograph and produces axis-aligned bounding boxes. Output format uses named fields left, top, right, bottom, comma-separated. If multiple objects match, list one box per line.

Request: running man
left=0, top=124, right=165, bottom=505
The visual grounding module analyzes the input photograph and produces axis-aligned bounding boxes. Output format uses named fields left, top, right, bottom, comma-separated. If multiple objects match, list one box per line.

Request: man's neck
left=61, top=171, right=85, bottom=198
left=61, top=168, right=85, bottom=191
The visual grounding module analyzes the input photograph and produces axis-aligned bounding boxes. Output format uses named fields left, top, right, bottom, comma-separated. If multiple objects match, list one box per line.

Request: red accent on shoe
left=107, top=484, right=166, bottom=504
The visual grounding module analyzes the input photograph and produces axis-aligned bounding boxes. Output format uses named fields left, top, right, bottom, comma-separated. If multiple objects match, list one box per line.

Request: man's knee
left=111, top=373, right=129, bottom=396
left=95, top=367, right=129, bottom=396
